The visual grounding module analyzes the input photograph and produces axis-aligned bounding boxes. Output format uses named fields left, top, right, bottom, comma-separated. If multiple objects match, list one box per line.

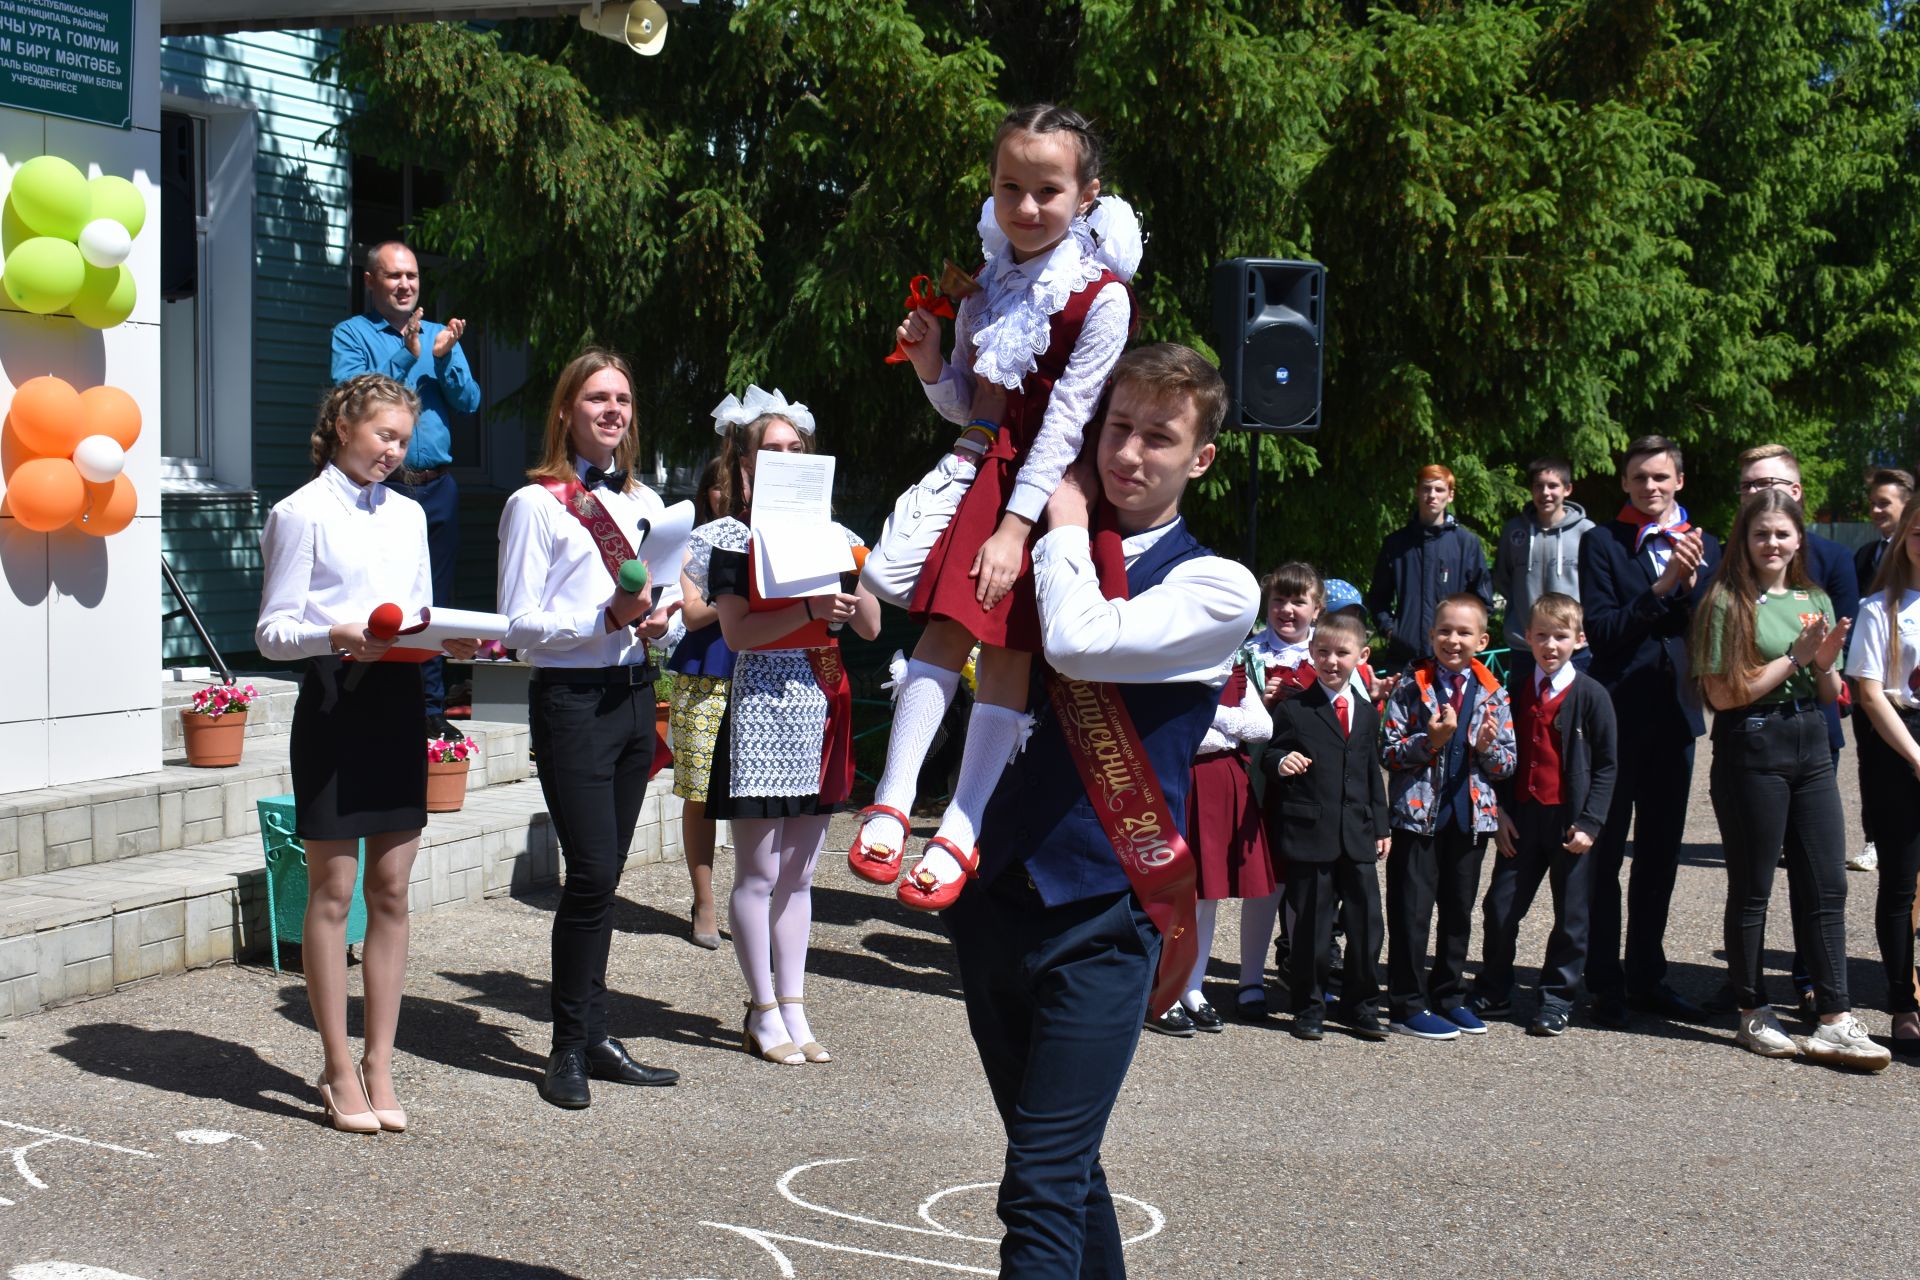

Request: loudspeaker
left=1210, top=258, right=1325, bottom=432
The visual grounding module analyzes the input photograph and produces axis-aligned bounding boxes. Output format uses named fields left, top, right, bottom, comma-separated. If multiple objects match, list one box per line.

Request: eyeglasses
left=1738, top=476, right=1796, bottom=494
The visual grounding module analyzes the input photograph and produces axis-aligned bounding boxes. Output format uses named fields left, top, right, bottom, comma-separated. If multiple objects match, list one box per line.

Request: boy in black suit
left=1468, top=593, right=1617, bottom=1037
left=1266, top=612, right=1392, bottom=1041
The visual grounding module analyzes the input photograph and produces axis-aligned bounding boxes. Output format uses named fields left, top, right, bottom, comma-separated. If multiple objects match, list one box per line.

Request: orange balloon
left=78, top=384, right=140, bottom=450
left=7, top=375, right=83, bottom=458
left=3, top=455, right=86, bottom=531
left=76, top=473, right=136, bottom=536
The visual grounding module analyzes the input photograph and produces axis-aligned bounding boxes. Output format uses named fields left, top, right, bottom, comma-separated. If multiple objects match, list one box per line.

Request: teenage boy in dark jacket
left=1366, top=464, right=1493, bottom=667
left=1468, top=593, right=1617, bottom=1037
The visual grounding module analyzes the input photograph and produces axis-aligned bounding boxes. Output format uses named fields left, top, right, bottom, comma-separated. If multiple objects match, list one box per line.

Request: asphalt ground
left=4, top=726, right=1920, bottom=1280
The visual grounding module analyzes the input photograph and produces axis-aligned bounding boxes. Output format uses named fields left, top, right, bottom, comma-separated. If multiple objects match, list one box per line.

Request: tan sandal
left=742, top=1000, right=805, bottom=1066
left=778, top=996, right=831, bottom=1063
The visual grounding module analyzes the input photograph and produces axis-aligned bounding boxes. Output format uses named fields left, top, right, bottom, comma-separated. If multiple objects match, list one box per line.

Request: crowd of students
left=1155, top=446, right=1916, bottom=1072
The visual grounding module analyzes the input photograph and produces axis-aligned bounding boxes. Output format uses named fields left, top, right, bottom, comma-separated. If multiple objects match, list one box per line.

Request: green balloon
left=1, top=199, right=33, bottom=256
left=10, top=156, right=91, bottom=241
left=87, top=174, right=146, bottom=239
left=68, top=262, right=136, bottom=328
left=4, top=236, right=86, bottom=313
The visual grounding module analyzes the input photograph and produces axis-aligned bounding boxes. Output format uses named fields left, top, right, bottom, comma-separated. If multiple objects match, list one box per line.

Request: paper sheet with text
left=749, top=451, right=854, bottom=597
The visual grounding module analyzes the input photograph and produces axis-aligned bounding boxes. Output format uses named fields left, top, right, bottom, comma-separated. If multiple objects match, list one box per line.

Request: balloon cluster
left=2, top=156, right=145, bottom=327
left=1, top=375, right=140, bottom=535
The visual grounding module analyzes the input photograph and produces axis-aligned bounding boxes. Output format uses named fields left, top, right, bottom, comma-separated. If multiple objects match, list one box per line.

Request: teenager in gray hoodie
left=1492, top=459, right=1594, bottom=675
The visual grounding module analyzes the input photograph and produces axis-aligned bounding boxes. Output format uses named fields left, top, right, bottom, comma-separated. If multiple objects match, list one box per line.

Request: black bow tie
left=585, top=465, right=628, bottom=492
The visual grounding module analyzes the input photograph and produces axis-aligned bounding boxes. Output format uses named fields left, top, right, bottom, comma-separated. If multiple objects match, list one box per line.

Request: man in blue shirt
left=330, top=241, right=482, bottom=737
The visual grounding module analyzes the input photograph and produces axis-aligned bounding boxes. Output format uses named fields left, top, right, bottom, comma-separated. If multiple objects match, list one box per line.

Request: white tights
left=730, top=814, right=830, bottom=1052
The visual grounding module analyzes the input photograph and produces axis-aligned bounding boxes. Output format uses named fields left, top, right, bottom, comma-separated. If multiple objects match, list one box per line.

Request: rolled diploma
left=378, top=606, right=515, bottom=661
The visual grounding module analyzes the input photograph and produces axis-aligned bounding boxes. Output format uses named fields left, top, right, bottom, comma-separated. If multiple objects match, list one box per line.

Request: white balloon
left=72, top=434, right=126, bottom=484
left=77, top=217, right=133, bottom=269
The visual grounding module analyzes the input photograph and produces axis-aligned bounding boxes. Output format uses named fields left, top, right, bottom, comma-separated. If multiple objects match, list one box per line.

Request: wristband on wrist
left=965, top=418, right=999, bottom=434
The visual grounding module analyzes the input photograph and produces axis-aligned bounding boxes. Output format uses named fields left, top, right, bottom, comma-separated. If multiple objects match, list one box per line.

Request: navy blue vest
left=1437, top=671, right=1479, bottom=833
left=977, top=521, right=1220, bottom=906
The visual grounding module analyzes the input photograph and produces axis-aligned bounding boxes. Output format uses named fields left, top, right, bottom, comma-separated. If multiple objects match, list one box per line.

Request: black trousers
left=1709, top=705, right=1850, bottom=1014
left=1860, top=705, right=1920, bottom=1014
left=385, top=470, right=459, bottom=717
left=1587, top=727, right=1694, bottom=1000
left=530, top=676, right=656, bottom=1050
left=1285, top=857, right=1383, bottom=1020
left=1476, top=803, right=1592, bottom=1013
left=1386, top=825, right=1487, bottom=1019
left=947, top=874, right=1158, bottom=1280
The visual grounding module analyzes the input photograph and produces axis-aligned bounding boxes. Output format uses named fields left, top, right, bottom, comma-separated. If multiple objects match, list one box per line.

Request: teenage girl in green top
left=1691, top=488, right=1888, bottom=1070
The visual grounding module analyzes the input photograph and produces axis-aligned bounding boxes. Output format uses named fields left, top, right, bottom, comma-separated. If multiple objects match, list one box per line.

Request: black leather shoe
left=1290, top=1012, right=1324, bottom=1041
left=1232, top=985, right=1270, bottom=1021
left=1589, top=994, right=1630, bottom=1029
left=1145, top=1006, right=1196, bottom=1037
left=1529, top=1008, right=1570, bottom=1037
left=1335, top=1006, right=1389, bottom=1041
left=585, top=1037, right=680, bottom=1087
left=539, top=1048, right=591, bottom=1109
left=1701, top=982, right=1740, bottom=1016
left=1188, top=1001, right=1225, bottom=1033
left=1626, top=983, right=1705, bottom=1020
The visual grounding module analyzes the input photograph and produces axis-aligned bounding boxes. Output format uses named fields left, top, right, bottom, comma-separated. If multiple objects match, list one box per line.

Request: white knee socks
left=1180, top=899, right=1221, bottom=1012
left=919, top=702, right=1032, bottom=886
left=862, top=658, right=962, bottom=853
left=1241, top=890, right=1282, bottom=993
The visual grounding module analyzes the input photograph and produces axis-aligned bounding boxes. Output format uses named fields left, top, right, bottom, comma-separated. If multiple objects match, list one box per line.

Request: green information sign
left=0, top=0, right=133, bottom=130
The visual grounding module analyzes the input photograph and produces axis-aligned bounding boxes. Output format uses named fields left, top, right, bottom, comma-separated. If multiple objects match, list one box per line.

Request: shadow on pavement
left=393, top=1249, right=584, bottom=1278
left=268, top=981, right=549, bottom=1085
left=431, top=968, right=734, bottom=1059
left=47, top=1023, right=314, bottom=1121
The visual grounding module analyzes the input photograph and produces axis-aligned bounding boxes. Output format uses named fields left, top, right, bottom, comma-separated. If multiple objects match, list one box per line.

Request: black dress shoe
left=1335, top=1006, right=1389, bottom=1041
left=1145, top=1007, right=1197, bottom=1037
left=1626, top=983, right=1705, bottom=1020
left=1188, top=1001, right=1225, bottom=1033
left=1232, top=985, right=1270, bottom=1021
left=1701, top=981, right=1740, bottom=1016
left=585, top=1037, right=680, bottom=1087
left=1588, top=994, right=1630, bottom=1029
left=539, top=1048, right=591, bottom=1109
left=1290, top=1012, right=1324, bottom=1041
left=1891, top=1035, right=1920, bottom=1057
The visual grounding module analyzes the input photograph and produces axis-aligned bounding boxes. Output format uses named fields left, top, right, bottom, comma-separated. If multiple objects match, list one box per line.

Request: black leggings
left=1859, top=705, right=1920, bottom=1014
left=1708, top=705, right=1850, bottom=1015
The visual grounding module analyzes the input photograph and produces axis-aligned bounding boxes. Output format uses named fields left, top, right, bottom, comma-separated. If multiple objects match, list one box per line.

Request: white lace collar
left=1248, top=626, right=1312, bottom=668
left=969, top=195, right=1142, bottom=391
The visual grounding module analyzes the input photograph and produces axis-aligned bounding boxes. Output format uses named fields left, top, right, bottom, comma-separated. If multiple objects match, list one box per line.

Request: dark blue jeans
left=384, top=470, right=459, bottom=717
left=947, top=874, right=1158, bottom=1279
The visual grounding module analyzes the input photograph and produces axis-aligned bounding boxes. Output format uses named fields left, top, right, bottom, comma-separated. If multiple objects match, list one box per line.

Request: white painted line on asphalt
left=777, top=1158, right=986, bottom=1240
left=173, top=1129, right=262, bottom=1151
left=0, top=1121, right=156, bottom=1204
left=10, top=1264, right=150, bottom=1279
left=917, top=1181, right=1165, bottom=1246
left=702, top=1222, right=997, bottom=1277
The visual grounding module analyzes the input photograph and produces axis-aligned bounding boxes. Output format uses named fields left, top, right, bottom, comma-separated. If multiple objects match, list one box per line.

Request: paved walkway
left=2, top=729, right=1917, bottom=1279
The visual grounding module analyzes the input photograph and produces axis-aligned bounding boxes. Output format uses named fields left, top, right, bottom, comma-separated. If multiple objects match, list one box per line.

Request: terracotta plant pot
left=426, top=757, right=471, bottom=813
left=181, top=706, right=247, bottom=767
left=656, top=700, right=671, bottom=742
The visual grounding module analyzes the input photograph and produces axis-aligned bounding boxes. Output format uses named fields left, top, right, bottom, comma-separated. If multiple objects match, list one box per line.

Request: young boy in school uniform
left=1380, top=593, right=1516, bottom=1040
left=1467, top=593, right=1618, bottom=1037
left=1266, top=612, right=1392, bottom=1042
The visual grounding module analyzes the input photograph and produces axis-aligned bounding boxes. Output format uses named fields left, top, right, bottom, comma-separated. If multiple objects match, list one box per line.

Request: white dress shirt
left=920, top=234, right=1130, bottom=524
left=1198, top=662, right=1273, bottom=756
left=1320, top=680, right=1353, bottom=730
left=1847, top=589, right=1920, bottom=710
left=256, top=464, right=431, bottom=661
left=1535, top=661, right=1577, bottom=699
left=1032, top=519, right=1260, bottom=686
left=496, top=456, right=680, bottom=668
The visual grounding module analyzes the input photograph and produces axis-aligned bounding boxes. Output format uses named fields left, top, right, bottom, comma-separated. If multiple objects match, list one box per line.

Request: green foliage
left=335, top=0, right=1920, bottom=582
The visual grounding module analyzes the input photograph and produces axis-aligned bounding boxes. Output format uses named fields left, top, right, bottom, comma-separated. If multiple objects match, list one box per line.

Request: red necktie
left=1334, top=692, right=1349, bottom=737
left=1447, top=674, right=1465, bottom=713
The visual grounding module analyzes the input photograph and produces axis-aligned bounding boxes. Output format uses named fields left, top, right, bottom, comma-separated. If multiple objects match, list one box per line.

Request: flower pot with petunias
left=426, top=733, right=478, bottom=813
left=180, top=682, right=258, bottom=768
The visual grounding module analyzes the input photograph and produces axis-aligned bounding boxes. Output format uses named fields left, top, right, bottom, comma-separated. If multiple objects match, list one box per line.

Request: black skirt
left=291, top=657, right=428, bottom=840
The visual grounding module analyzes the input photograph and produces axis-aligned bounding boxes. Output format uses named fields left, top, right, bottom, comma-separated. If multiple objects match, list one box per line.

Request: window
left=159, top=110, right=209, bottom=467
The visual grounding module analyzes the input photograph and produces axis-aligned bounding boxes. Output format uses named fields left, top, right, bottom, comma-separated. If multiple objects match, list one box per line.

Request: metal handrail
left=161, top=554, right=234, bottom=685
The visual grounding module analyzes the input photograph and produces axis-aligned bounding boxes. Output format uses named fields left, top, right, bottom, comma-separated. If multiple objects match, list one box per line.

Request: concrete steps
left=0, top=677, right=696, bottom=1021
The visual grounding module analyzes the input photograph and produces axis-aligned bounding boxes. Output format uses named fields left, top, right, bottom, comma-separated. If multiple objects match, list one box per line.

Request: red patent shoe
left=847, top=804, right=911, bottom=885
left=896, top=836, right=979, bottom=913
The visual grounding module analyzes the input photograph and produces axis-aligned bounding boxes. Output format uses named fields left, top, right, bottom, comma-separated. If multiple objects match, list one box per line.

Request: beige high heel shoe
left=777, top=996, right=830, bottom=1063
left=316, top=1074, right=379, bottom=1134
left=358, top=1062, right=407, bottom=1133
left=742, top=1000, right=805, bottom=1066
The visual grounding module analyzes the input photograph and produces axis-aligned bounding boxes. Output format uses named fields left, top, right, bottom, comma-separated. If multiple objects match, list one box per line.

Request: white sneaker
left=1801, top=1014, right=1893, bottom=1072
left=1735, top=1008, right=1798, bottom=1058
left=1847, top=842, right=1879, bottom=872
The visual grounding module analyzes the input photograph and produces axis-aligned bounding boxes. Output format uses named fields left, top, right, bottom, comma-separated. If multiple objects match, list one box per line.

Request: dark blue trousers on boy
left=1476, top=803, right=1593, bottom=1013
left=947, top=873, right=1158, bottom=1280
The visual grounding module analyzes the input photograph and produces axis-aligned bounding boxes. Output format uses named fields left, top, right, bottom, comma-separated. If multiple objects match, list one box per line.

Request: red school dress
left=1188, top=660, right=1277, bottom=900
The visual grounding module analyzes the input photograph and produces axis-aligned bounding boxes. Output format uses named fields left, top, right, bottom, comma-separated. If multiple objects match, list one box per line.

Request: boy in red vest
left=1467, top=593, right=1618, bottom=1036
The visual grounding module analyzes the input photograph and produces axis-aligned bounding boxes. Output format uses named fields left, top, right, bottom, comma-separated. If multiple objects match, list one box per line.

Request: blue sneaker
left=1389, top=1010, right=1461, bottom=1040
left=1444, top=1005, right=1488, bottom=1035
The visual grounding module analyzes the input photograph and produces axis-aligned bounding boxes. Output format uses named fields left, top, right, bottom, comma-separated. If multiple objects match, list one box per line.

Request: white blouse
left=920, top=230, right=1131, bottom=525
left=255, top=464, right=432, bottom=661
left=1198, top=664, right=1273, bottom=756
left=495, top=457, right=678, bottom=669
left=1847, top=589, right=1920, bottom=710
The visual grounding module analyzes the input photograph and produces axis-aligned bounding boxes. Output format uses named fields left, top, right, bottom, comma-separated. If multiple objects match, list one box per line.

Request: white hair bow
left=710, top=384, right=816, bottom=437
